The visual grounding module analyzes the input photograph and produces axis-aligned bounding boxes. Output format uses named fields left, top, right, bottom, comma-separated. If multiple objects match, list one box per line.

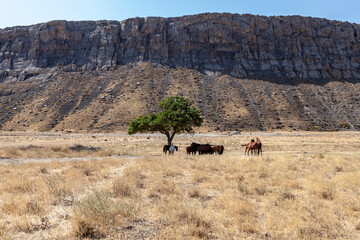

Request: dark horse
left=186, top=146, right=196, bottom=155
left=189, top=142, right=211, bottom=154
left=187, top=142, right=224, bottom=155
left=254, top=137, right=262, bottom=155
left=163, top=145, right=178, bottom=154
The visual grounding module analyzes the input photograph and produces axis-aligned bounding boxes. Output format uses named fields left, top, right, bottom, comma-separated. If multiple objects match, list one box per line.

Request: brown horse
left=186, top=146, right=191, bottom=154
left=163, top=145, right=178, bottom=154
left=186, top=145, right=197, bottom=155
left=254, top=137, right=262, bottom=155
left=196, top=144, right=213, bottom=154
left=188, top=142, right=213, bottom=155
left=242, top=138, right=262, bottom=155
left=211, top=145, right=224, bottom=154
left=242, top=139, right=255, bottom=155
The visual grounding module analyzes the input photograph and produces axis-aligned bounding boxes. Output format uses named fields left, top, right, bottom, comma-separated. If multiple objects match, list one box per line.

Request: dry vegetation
left=0, top=131, right=360, bottom=239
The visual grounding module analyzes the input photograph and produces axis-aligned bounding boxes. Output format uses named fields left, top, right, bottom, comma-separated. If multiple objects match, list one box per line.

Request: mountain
left=0, top=13, right=359, bottom=131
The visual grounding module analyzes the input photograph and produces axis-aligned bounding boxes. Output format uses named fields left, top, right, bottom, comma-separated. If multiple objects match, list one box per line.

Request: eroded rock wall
left=1, top=13, right=360, bottom=83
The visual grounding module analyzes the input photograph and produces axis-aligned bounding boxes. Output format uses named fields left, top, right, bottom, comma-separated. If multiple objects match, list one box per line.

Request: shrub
left=112, top=178, right=132, bottom=197
left=72, top=190, right=138, bottom=238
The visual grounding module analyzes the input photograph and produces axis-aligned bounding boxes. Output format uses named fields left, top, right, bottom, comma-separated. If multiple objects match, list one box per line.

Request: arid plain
left=0, top=130, right=360, bottom=239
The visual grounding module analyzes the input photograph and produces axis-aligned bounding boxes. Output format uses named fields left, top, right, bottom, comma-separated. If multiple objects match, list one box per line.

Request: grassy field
left=0, top=131, right=360, bottom=239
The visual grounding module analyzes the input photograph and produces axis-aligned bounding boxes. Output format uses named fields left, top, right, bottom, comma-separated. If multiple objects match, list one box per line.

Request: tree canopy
left=128, top=96, right=203, bottom=145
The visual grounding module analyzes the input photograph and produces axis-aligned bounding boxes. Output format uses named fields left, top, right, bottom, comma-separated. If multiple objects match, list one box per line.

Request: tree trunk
left=167, top=132, right=176, bottom=145
left=167, top=137, right=171, bottom=146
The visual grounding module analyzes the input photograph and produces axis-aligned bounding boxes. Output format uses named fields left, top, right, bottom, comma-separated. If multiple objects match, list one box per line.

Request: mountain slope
left=0, top=13, right=360, bottom=131
left=1, top=63, right=359, bottom=132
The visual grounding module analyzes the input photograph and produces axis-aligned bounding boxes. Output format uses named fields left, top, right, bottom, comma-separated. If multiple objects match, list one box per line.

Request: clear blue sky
left=1, top=0, right=360, bottom=29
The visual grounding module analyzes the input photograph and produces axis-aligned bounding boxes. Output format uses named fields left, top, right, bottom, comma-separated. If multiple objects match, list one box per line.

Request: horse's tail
left=220, top=145, right=224, bottom=154
left=241, top=144, right=247, bottom=146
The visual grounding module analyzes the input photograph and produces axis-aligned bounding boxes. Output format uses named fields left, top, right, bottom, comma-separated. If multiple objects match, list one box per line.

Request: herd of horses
left=163, top=137, right=262, bottom=156
left=241, top=137, right=262, bottom=155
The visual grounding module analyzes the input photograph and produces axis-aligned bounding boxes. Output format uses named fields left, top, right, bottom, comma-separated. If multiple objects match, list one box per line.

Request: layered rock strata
left=1, top=13, right=360, bottom=83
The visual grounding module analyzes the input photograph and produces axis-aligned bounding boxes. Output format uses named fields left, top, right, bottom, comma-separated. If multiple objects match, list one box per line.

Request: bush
left=72, top=190, right=138, bottom=238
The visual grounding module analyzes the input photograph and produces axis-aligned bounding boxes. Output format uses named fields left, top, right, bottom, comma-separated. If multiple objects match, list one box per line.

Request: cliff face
left=1, top=13, right=360, bottom=131
left=1, top=13, right=360, bottom=83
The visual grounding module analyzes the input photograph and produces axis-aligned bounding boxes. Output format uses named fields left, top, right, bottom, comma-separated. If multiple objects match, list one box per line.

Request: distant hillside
left=0, top=63, right=359, bottom=132
left=0, top=13, right=359, bottom=131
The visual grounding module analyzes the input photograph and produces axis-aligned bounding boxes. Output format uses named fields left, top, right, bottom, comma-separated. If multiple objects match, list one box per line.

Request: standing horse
left=254, top=137, right=262, bottom=155
left=190, top=142, right=213, bottom=154
left=163, top=145, right=178, bottom=154
left=186, top=146, right=196, bottom=155
left=211, top=145, right=224, bottom=154
left=242, top=139, right=255, bottom=155
left=188, top=142, right=224, bottom=155
left=169, top=144, right=176, bottom=154
left=242, top=138, right=262, bottom=155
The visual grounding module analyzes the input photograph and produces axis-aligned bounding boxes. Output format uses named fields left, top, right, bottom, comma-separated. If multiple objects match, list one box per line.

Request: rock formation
left=1, top=13, right=360, bottom=83
left=1, top=13, right=360, bottom=131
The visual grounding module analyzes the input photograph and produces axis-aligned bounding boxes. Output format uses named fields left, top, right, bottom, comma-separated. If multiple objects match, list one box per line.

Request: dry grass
left=0, top=145, right=116, bottom=159
left=0, top=131, right=359, bottom=239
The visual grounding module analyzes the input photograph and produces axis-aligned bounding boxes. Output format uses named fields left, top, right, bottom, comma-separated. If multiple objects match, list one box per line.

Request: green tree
left=128, top=96, right=203, bottom=145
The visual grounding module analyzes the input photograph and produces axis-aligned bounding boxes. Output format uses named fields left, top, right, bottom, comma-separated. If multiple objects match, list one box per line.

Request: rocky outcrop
left=1, top=13, right=360, bottom=83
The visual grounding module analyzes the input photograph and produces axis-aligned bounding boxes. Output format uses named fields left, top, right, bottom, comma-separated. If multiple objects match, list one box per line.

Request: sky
left=1, top=0, right=360, bottom=29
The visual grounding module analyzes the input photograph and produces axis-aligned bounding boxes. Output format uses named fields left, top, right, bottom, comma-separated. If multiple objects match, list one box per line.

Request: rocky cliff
left=1, top=13, right=360, bottom=132
left=1, top=13, right=360, bottom=83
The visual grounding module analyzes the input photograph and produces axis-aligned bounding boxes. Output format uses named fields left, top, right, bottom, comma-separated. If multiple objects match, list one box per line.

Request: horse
left=211, top=145, right=224, bottom=154
left=189, top=142, right=225, bottom=155
left=163, top=145, right=178, bottom=154
left=188, top=142, right=199, bottom=154
left=197, top=144, right=213, bottom=154
left=241, top=139, right=254, bottom=155
left=189, top=142, right=209, bottom=155
left=254, top=137, right=262, bottom=155
left=169, top=144, right=176, bottom=154
left=186, top=145, right=197, bottom=155
left=246, top=137, right=262, bottom=155
left=242, top=138, right=262, bottom=155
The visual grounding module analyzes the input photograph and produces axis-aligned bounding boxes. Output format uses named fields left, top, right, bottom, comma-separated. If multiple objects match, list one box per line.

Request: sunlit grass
left=0, top=131, right=359, bottom=239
